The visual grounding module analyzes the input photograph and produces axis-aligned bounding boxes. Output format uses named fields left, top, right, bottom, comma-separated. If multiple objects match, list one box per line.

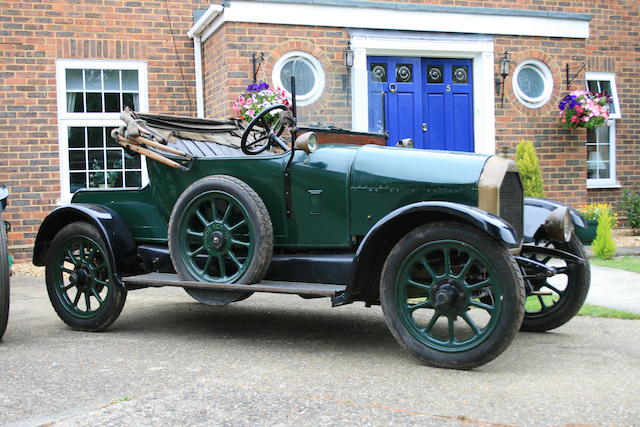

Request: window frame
left=56, top=59, right=149, bottom=203
left=512, top=59, right=554, bottom=108
left=585, top=72, right=620, bottom=188
left=585, top=72, right=621, bottom=119
left=272, top=51, right=325, bottom=106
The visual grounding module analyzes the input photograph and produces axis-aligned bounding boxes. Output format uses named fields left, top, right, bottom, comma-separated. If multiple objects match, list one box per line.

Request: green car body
left=70, top=144, right=488, bottom=249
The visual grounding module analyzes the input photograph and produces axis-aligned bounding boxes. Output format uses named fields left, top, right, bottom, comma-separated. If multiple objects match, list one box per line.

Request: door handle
left=422, top=123, right=428, bottom=132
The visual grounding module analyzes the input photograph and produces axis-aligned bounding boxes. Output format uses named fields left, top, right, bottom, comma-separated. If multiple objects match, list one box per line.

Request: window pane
left=66, top=69, right=83, bottom=90
left=89, top=171, right=106, bottom=188
left=69, top=150, right=86, bottom=171
left=88, top=150, right=104, bottom=169
left=106, top=133, right=119, bottom=148
left=103, top=70, right=120, bottom=90
left=396, top=64, right=413, bottom=83
left=125, top=171, right=142, bottom=187
left=68, top=127, right=85, bottom=148
left=104, top=93, right=121, bottom=112
left=107, top=171, right=123, bottom=188
left=69, top=172, right=86, bottom=192
left=452, top=65, right=468, bottom=84
left=87, top=127, right=104, bottom=147
left=122, top=93, right=139, bottom=111
left=518, top=67, right=544, bottom=99
left=106, top=150, right=122, bottom=169
left=86, top=92, right=103, bottom=112
left=281, top=58, right=315, bottom=95
left=369, top=63, right=387, bottom=83
left=426, top=65, right=443, bottom=84
left=85, top=69, right=102, bottom=90
left=124, top=151, right=141, bottom=168
left=122, top=70, right=139, bottom=90
left=587, top=80, right=598, bottom=92
left=67, top=92, right=84, bottom=113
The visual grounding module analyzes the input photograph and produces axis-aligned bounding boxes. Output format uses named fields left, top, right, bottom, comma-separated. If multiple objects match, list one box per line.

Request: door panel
left=367, top=56, right=474, bottom=152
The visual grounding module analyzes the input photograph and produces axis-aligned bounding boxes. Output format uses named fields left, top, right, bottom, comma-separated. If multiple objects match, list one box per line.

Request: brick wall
left=202, top=22, right=351, bottom=129
left=0, top=0, right=209, bottom=260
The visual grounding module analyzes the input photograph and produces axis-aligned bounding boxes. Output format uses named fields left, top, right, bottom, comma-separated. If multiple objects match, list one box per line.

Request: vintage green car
left=33, top=106, right=589, bottom=369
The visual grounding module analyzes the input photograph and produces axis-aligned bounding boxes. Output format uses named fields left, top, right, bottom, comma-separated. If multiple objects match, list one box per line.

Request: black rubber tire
left=46, top=222, right=127, bottom=332
left=168, top=175, right=273, bottom=306
left=380, top=222, right=525, bottom=369
left=0, top=216, right=10, bottom=341
left=520, top=234, right=590, bottom=332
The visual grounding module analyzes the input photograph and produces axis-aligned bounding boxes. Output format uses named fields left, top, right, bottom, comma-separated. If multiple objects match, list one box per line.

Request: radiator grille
left=500, top=171, right=524, bottom=243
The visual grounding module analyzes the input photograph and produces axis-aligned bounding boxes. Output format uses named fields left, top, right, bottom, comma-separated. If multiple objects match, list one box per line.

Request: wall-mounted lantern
left=344, top=40, right=354, bottom=68
left=494, top=50, right=511, bottom=107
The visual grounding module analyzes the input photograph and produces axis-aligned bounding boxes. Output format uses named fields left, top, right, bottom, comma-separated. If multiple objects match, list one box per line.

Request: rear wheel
left=380, top=222, right=525, bottom=369
left=168, top=175, right=273, bottom=306
left=46, top=222, right=126, bottom=331
left=520, top=234, right=590, bottom=332
left=0, top=216, right=10, bottom=340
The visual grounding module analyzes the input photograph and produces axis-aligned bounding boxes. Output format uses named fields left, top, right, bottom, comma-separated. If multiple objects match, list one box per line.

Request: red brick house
left=1, top=0, right=638, bottom=260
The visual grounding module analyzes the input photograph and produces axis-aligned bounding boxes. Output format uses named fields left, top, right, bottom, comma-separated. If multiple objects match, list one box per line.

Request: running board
left=123, top=272, right=346, bottom=297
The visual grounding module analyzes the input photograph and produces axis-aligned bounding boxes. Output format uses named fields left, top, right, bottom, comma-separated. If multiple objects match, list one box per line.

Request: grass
left=525, top=296, right=640, bottom=320
left=590, top=255, right=640, bottom=274
left=577, top=304, right=640, bottom=320
left=112, top=396, right=134, bottom=404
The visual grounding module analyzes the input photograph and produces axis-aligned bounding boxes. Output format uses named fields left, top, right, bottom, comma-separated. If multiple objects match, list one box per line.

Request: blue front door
left=367, top=57, right=474, bottom=152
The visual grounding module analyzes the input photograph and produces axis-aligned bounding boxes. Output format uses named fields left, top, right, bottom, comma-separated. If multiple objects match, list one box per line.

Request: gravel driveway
left=1, top=275, right=639, bottom=426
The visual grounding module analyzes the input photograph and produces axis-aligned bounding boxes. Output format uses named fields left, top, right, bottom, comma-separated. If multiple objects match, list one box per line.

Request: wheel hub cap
left=432, top=280, right=466, bottom=315
left=70, top=268, right=90, bottom=287
left=203, top=224, right=229, bottom=253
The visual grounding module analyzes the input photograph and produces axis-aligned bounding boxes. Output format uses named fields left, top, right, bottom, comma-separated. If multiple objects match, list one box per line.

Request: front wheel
left=520, top=234, right=590, bottom=332
left=45, top=222, right=126, bottom=331
left=380, top=222, right=525, bottom=369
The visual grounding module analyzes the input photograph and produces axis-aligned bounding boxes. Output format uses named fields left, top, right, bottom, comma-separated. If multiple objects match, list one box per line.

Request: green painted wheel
left=0, top=216, right=10, bottom=341
left=45, top=222, right=126, bottom=331
left=521, top=234, right=590, bottom=332
left=381, top=222, right=524, bottom=369
left=169, top=176, right=273, bottom=306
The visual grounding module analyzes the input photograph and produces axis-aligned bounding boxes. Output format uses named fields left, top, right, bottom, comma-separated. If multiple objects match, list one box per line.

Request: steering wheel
left=240, top=104, right=290, bottom=155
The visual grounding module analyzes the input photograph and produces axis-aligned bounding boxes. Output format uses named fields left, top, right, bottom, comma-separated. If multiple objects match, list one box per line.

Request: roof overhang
left=192, top=0, right=590, bottom=42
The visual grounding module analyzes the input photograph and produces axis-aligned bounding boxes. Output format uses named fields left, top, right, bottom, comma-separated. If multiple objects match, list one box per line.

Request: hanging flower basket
left=233, top=82, right=290, bottom=125
left=558, top=90, right=610, bottom=130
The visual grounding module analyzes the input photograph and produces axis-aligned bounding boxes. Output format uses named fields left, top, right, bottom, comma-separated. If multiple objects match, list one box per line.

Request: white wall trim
left=350, top=31, right=496, bottom=155
left=210, top=1, right=589, bottom=39
left=55, top=59, right=149, bottom=203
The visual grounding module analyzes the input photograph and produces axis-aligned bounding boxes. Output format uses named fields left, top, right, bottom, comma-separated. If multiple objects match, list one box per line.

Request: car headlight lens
left=543, top=207, right=573, bottom=242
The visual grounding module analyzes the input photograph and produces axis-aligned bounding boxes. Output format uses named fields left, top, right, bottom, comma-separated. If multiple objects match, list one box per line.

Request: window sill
left=587, top=182, right=621, bottom=190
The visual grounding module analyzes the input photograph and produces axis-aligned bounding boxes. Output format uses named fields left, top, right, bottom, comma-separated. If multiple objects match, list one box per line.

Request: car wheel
left=168, top=175, right=273, bottom=306
left=45, top=222, right=127, bottom=331
left=0, top=215, right=10, bottom=340
left=520, top=234, right=590, bottom=332
left=380, top=221, right=525, bottom=369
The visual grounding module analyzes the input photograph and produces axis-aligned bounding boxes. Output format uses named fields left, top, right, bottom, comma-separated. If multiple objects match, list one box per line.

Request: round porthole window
left=512, top=60, right=553, bottom=108
left=272, top=51, right=325, bottom=106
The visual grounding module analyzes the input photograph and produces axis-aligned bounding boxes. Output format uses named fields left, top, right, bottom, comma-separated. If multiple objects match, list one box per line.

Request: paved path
left=1, top=275, right=639, bottom=426
left=587, top=264, right=640, bottom=313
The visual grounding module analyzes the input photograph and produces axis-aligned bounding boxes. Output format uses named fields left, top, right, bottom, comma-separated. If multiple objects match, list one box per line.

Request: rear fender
left=335, top=201, right=519, bottom=306
left=524, top=198, right=586, bottom=243
left=33, top=204, right=138, bottom=277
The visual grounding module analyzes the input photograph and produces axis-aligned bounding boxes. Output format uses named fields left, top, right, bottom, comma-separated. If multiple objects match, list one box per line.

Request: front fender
left=33, top=204, right=138, bottom=277
left=335, top=201, right=519, bottom=306
left=524, top=198, right=586, bottom=243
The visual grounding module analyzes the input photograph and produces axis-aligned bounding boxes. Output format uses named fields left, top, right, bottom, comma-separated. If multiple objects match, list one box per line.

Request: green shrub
left=514, top=140, right=545, bottom=198
left=620, top=189, right=640, bottom=232
left=592, top=208, right=616, bottom=260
